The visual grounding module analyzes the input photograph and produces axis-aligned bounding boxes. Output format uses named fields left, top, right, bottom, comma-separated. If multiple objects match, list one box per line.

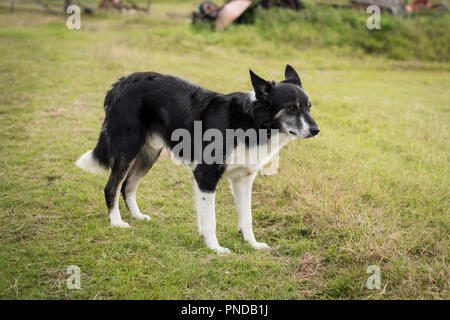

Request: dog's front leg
left=193, top=179, right=230, bottom=254
left=230, top=172, right=270, bottom=250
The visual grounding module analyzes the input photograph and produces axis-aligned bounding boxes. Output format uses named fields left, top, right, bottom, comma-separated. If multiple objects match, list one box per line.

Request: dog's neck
left=241, top=91, right=279, bottom=132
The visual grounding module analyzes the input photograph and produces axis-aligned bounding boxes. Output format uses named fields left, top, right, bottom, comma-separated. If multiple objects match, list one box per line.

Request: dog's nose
left=310, top=126, right=320, bottom=136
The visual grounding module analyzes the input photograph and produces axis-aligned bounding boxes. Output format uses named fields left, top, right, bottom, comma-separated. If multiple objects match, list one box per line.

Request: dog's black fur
left=86, top=65, right=318, bottom=218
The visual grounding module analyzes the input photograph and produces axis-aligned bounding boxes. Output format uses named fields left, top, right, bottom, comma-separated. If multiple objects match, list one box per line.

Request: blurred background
left=1, top=0, right=449, bottom=61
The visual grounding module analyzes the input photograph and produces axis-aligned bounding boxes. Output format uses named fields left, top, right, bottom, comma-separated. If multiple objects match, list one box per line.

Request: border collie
left=76, top=65, right=319, bottom=253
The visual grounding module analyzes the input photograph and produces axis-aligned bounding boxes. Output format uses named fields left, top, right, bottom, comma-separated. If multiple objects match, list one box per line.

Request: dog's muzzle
left=310, top=126, right=320, bottom=137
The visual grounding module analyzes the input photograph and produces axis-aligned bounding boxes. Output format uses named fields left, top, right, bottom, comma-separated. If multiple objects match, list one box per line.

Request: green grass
left=251, top=5, right=450, bottom=61
left=0, top=1, right=449, bottom=299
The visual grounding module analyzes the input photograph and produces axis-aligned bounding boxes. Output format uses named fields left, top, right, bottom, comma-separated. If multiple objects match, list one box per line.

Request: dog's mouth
left=288, top=130, right=318, bottom=139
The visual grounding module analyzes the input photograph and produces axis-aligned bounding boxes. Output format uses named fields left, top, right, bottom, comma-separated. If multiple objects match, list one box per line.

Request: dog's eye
left=288, top=104, right=299, bottom=111
left=307, top=102, right=312, bottom=110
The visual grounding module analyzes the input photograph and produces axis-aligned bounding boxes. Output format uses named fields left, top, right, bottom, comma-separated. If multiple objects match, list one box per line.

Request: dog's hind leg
left=230, top=172, right=270, bottom=250
left=121, top=143, right=162, bottom=221
left=105, top=157, right=135, bottom=228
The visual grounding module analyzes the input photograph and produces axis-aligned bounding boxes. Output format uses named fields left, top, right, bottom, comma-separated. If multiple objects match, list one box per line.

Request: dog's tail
left=76, top=130, right=110, bottom=174
left=76, top=76, right=131, bottom=174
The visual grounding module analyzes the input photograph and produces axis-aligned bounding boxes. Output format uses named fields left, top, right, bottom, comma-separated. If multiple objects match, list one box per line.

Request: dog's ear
left=284, top=64, right=302, bottom=87
left=249, top=69, right=273, bottom=99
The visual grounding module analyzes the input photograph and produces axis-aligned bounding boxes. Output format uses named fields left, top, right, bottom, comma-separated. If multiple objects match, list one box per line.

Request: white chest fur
left=223, top=132, right=294, bottom=179
left=168, top=131, right=294, bottom=178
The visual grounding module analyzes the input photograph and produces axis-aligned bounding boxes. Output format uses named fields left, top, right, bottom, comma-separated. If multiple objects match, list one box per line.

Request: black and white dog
left=76, top=65, right=319, bottom=253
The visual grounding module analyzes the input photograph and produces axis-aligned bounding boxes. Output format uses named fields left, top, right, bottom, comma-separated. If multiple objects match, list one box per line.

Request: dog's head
left=249, top=65, right=319, bottom=138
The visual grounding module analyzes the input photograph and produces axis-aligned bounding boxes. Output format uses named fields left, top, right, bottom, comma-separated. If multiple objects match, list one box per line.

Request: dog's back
left=84, top=72, right=213, bottom=170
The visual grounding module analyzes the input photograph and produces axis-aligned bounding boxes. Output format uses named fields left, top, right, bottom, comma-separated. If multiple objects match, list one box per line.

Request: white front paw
left=250, top=242, right=270, bottom=250
left=205, top=242, right=231, bottom=254
left=110, top=220, right=130, bottom=228
left=133, top=214, right=151, bottom=221
left=214, top=246, right=231, bottom=254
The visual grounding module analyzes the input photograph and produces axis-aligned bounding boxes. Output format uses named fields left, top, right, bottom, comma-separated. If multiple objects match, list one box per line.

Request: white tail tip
left=76, top=149, right=108, bottom=174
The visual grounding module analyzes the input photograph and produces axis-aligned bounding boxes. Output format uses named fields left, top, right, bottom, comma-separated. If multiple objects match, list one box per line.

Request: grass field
left=0, top=1, right=449, bottom=299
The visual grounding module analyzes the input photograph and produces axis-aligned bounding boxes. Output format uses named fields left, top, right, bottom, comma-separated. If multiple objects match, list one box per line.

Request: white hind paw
left=111, top=220, right=130, bottom=228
